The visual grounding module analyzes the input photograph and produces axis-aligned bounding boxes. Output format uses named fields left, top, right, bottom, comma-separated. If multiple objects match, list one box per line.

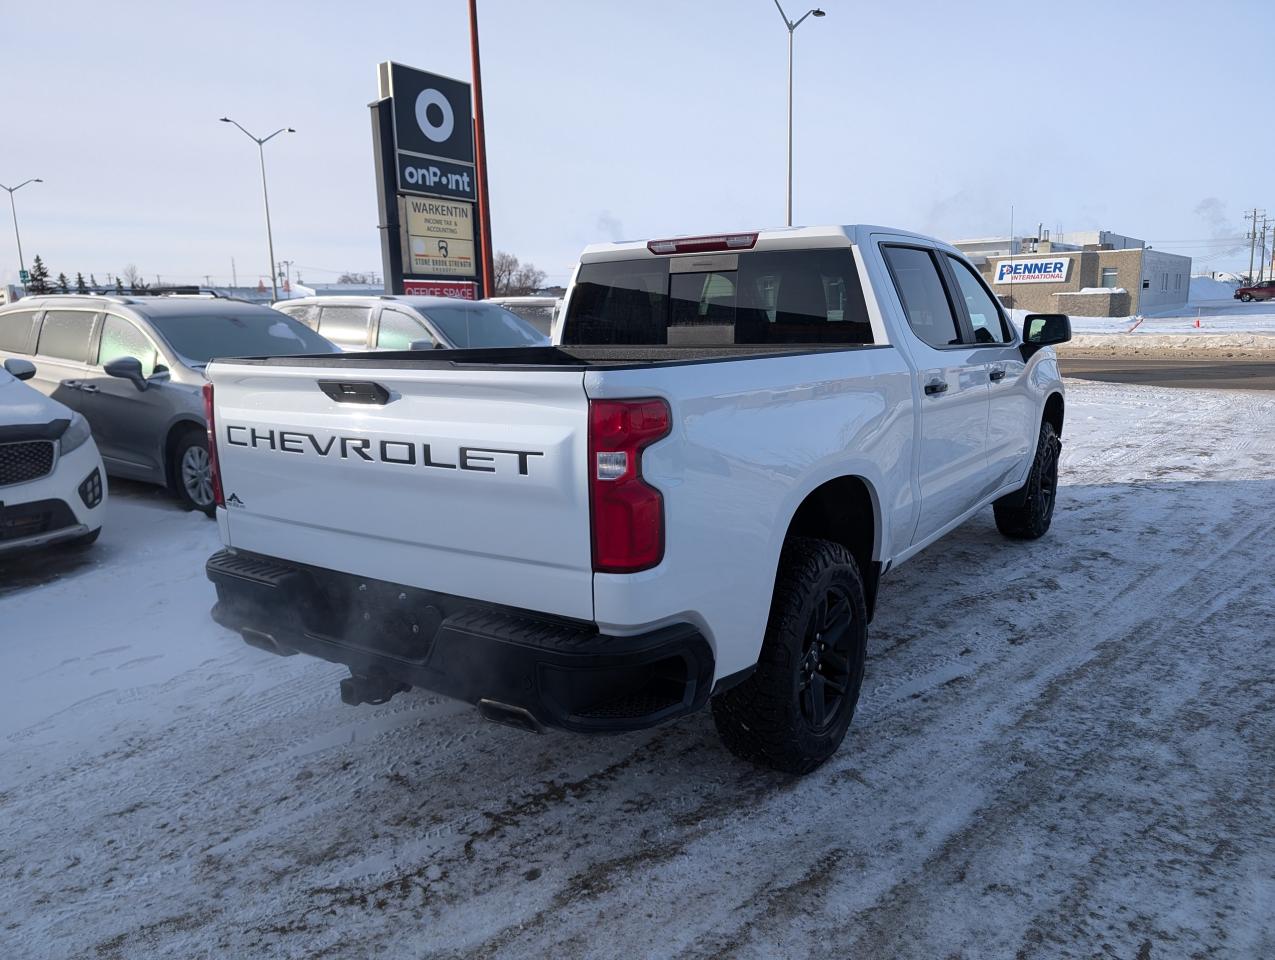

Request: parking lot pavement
left=2, top=381, right=1274, bottom=959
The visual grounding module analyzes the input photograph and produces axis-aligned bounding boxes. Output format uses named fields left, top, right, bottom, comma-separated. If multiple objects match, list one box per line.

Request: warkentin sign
left=994, top=257, right=1072, bottom=284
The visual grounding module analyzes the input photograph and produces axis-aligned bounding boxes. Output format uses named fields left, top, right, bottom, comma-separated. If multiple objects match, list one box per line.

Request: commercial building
left=952, top=230, right=1191, bottom=317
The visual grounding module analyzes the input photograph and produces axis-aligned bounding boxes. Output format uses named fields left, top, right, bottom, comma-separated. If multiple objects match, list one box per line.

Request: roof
left=281, top=294, right=502, bottom=310
left=578, top=225, right=948, bottom=261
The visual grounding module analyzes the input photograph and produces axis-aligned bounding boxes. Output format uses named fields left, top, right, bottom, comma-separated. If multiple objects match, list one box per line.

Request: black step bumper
left=205, top=549, right=714, bottom=733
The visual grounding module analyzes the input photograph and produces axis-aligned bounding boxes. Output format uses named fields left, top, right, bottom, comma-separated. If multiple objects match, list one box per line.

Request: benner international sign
left=402, top=197, right=476, bottom=277
left=993, top=257, right=1072, bottom=285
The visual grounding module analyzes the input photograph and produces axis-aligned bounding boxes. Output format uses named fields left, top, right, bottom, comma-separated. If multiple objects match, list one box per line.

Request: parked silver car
left=483, top=296, right=561, bottom=337
left=0, top=294, right=337, bottom=514
left=273, top=295, right=548, bottom=351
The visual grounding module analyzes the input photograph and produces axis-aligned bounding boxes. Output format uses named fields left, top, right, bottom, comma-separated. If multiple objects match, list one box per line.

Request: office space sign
left=994, top=257, right=1072, bottom=284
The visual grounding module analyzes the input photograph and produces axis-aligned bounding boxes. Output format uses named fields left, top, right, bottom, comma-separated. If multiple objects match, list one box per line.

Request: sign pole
left=468, top=0, right=495, bottom=298
left=370, top=97, right=406, bottom=294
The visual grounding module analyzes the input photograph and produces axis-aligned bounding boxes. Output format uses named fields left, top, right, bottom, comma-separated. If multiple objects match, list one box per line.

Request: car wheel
left=1241, top=293, right=1253, bottom=302
left=173, top=428, right=216, bottom=516
left=993, top=420, right=1061, bottom=540
left=711, top=537, right=867, bottom=775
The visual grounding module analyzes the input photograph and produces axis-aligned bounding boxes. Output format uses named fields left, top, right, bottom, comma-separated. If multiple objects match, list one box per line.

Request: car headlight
left=60, top=412, right=93, bottom=455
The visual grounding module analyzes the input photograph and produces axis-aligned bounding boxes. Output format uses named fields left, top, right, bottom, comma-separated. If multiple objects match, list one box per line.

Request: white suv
left=1, top=358, right=106, bottom=554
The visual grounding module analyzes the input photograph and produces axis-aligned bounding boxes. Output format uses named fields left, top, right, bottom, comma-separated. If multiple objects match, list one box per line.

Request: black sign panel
left=388, top=63, right=474, bottom=165
left=396, top=153, right=477, bottom=202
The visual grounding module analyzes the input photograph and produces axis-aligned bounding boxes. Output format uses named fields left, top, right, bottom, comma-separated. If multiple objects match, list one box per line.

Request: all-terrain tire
left=171, top=428, right=216, bottom=516
left=711, top=537, right=867, bottom=775
left=993, top=420, right=1060, bottom=540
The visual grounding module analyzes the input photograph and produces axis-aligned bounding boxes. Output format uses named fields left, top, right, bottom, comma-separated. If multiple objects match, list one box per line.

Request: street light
left=1, top=177, right=42, bottom=283
left=220, top=117, right=294, bottom=300
left=773, top=1, right=825, bottom=227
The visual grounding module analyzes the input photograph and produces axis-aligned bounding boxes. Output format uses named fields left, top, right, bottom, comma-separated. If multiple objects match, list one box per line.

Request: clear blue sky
left=2, top=0, right=1271, bottom=288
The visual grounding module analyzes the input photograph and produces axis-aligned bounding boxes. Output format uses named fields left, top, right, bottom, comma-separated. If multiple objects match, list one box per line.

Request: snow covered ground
left=2, top=381, right=1274, bottom=959
left=1014, top=299, right=1275, bottom=337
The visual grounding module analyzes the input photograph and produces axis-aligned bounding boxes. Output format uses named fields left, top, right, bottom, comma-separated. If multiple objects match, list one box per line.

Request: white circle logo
left=415, top=88, right=454, bottom=143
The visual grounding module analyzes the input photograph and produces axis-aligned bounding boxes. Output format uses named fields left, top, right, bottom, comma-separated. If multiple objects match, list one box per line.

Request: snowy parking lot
left=2, top=379, right=1274, bottom=959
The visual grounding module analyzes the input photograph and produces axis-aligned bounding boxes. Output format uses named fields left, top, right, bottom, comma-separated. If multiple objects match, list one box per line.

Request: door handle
left=924, top=380, right=949, bottom=396
left=989, top=369, right=1006, bottom=382
left=64, top=380, right=82, bottom=390
left=79, top=383, right=100, bottom=393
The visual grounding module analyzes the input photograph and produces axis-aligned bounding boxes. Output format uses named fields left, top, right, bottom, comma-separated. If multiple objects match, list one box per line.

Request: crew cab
left=203, top=226, right=1071, bottom=773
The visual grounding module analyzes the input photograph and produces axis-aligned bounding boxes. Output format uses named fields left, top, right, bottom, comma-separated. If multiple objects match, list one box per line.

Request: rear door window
left=35, top=310, right=96, bottom=362
left=316, top=305, right=372, bottom=346
left=881, top=246, right=961, bottom=349
left=563, top=248, right=872, bottom=346
left=0, top=310, right=39, bottom=354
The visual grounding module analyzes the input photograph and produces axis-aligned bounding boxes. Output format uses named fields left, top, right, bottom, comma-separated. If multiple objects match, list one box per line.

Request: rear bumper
left=205, top=549, right=714, bottom=733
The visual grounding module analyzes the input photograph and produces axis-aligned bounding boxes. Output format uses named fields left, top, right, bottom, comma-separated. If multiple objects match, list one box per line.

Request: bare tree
left=493, top=251, right=546, bottom=296
left=122, top=264, right=149, bottom=293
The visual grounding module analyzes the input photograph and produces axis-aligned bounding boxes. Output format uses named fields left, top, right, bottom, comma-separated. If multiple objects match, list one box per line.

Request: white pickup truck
left=204, top=225, right=1071, bottom=773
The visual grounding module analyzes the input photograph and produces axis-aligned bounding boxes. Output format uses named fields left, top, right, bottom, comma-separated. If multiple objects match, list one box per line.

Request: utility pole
left=1245, top=208, right=1264, bottom=283
left=468, top=0, right=495, bottom=299
left=1260, top=219, right=1270, bottom=283
left=231, top=257, right=238, bottom=288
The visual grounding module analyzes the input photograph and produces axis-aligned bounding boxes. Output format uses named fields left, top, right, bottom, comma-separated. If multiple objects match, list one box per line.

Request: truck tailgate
left=208, top=361, right=594, bottom=621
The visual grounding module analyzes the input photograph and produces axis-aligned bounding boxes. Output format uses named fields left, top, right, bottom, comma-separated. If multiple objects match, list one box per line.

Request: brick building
left=952, top=231, right=1191, bottom=317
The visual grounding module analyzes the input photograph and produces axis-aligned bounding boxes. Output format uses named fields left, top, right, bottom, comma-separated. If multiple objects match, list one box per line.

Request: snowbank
left=1189, top=275, right=1239, bottom=300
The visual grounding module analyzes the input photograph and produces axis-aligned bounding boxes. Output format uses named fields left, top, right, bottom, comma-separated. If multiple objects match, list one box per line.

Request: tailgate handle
left=317, top=380, right=392, bottom=405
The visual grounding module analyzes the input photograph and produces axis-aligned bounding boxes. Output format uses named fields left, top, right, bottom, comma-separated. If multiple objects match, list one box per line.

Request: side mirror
left=408, top=338, right=444, bottom=351
left=1021, top=314, right=1071, bottom=358
left=3, top=357, right=36, bottom=381
left=104, top=356, right=148, bottom=391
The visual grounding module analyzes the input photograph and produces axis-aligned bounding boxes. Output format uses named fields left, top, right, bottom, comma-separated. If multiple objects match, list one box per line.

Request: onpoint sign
left=373, top=59, right=485, bottom=296
left=994, top=257, right=1072, bottom=284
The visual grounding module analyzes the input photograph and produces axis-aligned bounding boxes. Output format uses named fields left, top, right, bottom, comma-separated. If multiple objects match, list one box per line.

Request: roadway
left=1059, top=356, right=1275, bottom=391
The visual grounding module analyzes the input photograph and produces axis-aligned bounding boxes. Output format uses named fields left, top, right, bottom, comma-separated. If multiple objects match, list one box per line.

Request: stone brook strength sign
left=994, top=257, right=1072, bottom=285
left=371, top=61, right=482, bottom=297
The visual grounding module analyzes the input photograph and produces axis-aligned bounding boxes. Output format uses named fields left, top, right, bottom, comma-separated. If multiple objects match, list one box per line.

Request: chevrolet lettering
left=223, top=425, right=543, bottom=475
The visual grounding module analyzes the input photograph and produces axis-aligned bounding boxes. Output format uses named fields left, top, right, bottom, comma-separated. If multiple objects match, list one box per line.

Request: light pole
left=773, top=2, right=824, bottom=227
left=220, top=117, right=294, bottom=301
left=1, top=177, right=42, bottom=283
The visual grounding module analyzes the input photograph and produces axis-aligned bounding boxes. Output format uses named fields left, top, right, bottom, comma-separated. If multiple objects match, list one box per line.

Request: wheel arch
left=1043, top=391, right=1065, bottom=437
left=779, top=474, right=882, bottom=622
left=163, top=417, right=207, bottom=492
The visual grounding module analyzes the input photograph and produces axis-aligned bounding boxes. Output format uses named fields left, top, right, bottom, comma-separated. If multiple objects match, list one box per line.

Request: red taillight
left=588, top=397, right=671, bottom=573
left=202, top=382, right=225, bottom=509
left=646, top=232, right=758, bottom=255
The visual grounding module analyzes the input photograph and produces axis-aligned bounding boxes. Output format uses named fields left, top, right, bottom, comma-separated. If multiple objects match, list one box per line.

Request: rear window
left=563, top=248, right=873, bottom=346
left=145, top=310, right=338, bottom=363
left=0, top=309, right=39, bottom=354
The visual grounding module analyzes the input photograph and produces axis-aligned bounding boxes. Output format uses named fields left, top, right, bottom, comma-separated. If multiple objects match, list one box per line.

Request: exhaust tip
left=340, top=675, right=411, bottom=706
left=478, top=698, right=545, bottom=734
